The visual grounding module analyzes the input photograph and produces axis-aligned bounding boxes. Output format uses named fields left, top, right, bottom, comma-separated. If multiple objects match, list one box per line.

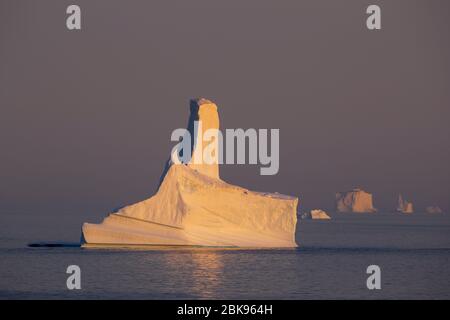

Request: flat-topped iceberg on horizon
left=81, top=98, right=298, bottom=248
left=300, top=209, right=331, bottom=220
left=426, top=206, right=443, bottom=214
left=335, top=188, right=377, bottom=213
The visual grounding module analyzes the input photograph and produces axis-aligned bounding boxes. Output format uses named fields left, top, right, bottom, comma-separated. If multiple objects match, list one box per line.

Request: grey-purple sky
left=1, top=0, right=449, bottom=222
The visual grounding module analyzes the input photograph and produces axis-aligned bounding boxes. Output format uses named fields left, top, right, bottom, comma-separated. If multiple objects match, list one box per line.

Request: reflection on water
left=162, top=251, right=223, bottom=299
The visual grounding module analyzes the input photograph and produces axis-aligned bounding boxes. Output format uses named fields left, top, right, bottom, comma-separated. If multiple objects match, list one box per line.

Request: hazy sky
left=1, top=0, right=449, bottom=223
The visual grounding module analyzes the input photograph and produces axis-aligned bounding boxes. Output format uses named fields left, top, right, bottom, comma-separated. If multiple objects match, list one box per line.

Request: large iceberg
left=81, top=99, right=298, bottom=248
left=335, top=188, right=377, bottom=213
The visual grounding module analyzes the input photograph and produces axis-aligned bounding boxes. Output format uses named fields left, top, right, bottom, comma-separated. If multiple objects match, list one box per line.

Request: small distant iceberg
left=397, top=194, right=413, bottom=214
left=425, top=206, right=443, bottom=214
left=335, top=188, right=377, bottom=213
left=300, top=209, right=331, bottom=220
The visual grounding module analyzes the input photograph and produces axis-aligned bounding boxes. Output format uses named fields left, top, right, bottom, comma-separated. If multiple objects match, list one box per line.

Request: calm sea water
left=1, top=211, right=449, bottom=299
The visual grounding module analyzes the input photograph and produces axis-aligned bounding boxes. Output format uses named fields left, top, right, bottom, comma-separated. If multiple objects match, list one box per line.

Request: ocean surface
left=1, top=211, right=449, bottom=299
